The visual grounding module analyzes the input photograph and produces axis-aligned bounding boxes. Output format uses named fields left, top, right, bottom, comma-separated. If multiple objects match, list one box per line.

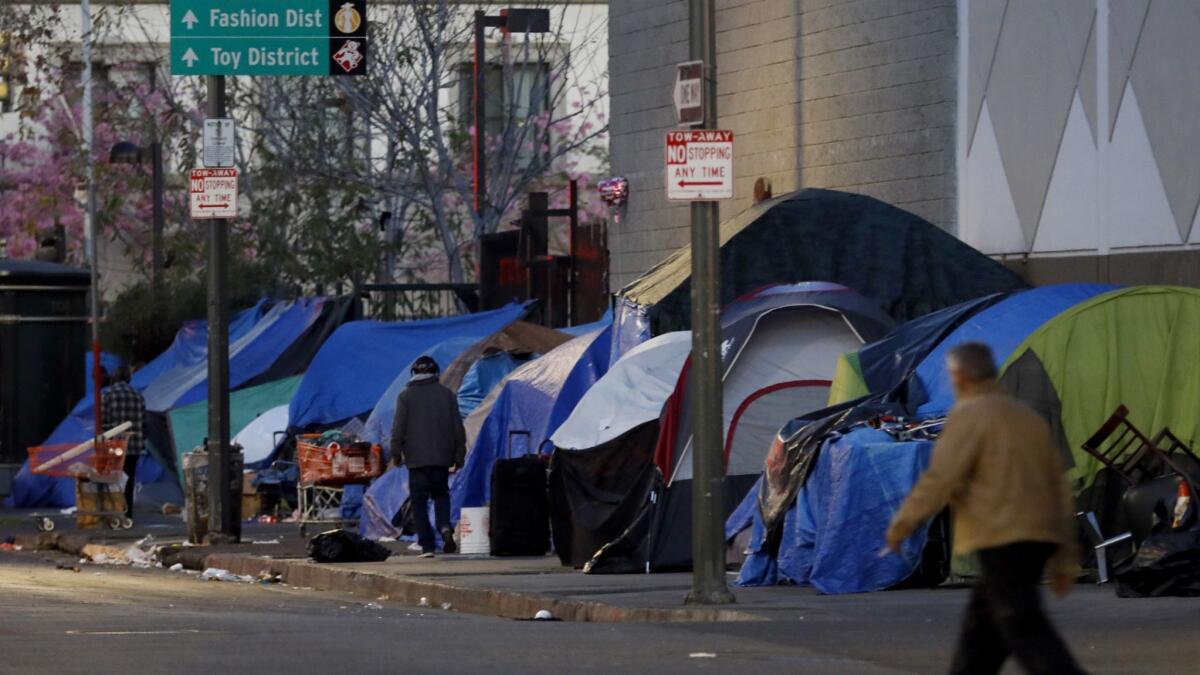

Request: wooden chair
left=1081, top=405, right=1159, bottom=485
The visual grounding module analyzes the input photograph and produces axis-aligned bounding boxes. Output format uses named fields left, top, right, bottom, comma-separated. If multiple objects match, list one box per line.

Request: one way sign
left=665, top=130, right=734, bottom=201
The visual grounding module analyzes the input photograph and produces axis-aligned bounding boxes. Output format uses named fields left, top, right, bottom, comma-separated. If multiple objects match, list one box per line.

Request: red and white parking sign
left=665, top=129, right=734, bottom=201
left=189, top=168, right=238, bottom=219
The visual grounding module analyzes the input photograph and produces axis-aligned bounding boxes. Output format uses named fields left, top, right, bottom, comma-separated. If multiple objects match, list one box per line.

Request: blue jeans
left=409, top=466, right=451, bottom=553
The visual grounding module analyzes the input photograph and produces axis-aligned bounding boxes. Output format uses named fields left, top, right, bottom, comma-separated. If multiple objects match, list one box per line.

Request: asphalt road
left=1, top=552, right=1195, bottom=674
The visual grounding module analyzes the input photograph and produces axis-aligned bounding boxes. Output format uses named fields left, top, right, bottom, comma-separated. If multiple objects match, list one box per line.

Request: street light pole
left=205, top=74, right=236, bottom=542
left=81, top=0, right=101, bottom=440
left=472, top=9, right=551, bottom=219
left=685, top=0, right=734, bottom=605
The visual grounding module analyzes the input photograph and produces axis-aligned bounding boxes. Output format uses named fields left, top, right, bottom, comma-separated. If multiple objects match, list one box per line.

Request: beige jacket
left=888, top=383, right=1078, bottom=573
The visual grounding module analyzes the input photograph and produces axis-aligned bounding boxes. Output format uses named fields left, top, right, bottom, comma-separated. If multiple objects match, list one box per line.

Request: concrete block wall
left=608, top=0, right=959, bottom=289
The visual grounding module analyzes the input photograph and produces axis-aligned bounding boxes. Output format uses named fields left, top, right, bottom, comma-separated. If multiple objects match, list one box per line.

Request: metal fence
left=356, top=283, right=480, bottom=321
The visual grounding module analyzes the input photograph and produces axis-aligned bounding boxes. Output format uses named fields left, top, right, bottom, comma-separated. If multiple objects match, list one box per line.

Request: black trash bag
left=308, top=529, right=392, bottom=563
left=1115, top=529, right=1200, bottom=597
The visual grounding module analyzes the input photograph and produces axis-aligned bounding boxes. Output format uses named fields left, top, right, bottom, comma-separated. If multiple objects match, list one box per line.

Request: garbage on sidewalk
left=200, top=567, right=255, bottom=583
left=308, top=528, right=391, bottom=563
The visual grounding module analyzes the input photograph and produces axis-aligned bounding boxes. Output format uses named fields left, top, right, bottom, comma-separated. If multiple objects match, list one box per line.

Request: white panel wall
left=959, top=0, right=1199, bottom=257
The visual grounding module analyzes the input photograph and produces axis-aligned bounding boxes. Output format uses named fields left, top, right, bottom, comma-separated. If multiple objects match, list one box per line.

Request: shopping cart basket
left=295, top=434, right=382, bottom=536
left=29, top=437, right=133, bottom=531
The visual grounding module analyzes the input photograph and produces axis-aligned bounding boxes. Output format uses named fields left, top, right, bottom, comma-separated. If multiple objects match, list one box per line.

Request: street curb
left=21, top=532, right=760, bottom=623
left=202, top=552, right=763, bottom=624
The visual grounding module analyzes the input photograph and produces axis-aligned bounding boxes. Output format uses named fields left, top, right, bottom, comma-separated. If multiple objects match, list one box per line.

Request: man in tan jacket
left=886, top=342, right=1086, bottom=675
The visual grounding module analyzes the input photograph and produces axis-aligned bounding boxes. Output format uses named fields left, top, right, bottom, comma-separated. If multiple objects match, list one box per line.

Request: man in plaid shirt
left=102, top=365, right=145, bottom=519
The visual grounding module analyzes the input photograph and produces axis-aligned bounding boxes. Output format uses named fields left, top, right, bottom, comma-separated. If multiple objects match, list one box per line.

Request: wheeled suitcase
left=489, top=430, right=551, bottom=556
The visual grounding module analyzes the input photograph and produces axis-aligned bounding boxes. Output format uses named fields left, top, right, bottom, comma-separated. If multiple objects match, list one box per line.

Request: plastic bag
left=1115, top=529, right=1200, bottom=597
left=308, top=529, right=392, bottom=563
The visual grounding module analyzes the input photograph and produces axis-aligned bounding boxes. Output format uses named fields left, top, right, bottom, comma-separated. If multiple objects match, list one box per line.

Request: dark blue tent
left=909, top=284, right=1117, bottom=415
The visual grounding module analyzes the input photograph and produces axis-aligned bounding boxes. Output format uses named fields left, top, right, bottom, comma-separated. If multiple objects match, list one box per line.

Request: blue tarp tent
left=909, top=284, right=1117, bottom=415
left=361, top=335, right=480, bottom=453
left=289, top=303, right=529, bottom=429
left=733, top=428, right=935, bottom=593
left=456, top=352, right=524, bottom=418
left=450, top=325, right=612, bottom=520
left=9, top=298, right=329, bottom=508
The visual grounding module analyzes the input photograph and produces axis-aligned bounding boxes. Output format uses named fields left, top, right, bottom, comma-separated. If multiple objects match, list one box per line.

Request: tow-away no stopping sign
left=665, top=130, right=733, bottom=201
left=189, top=168, right=238, bottom=219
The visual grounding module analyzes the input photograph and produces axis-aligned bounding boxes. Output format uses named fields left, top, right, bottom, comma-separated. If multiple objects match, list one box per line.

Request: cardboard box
left=242, top=470, right=258, bottom=495
left=242, top=493, right=262, bottom=519
left=75, top=480, right=126, bottom=529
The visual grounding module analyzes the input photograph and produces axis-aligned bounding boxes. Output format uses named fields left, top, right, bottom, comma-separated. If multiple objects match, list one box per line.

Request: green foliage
left=100, top=258, right=282, bottom=364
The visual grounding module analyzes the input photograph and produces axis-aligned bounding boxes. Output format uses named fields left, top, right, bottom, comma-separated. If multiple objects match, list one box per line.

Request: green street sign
left=170, top=0, right=367, bottom=76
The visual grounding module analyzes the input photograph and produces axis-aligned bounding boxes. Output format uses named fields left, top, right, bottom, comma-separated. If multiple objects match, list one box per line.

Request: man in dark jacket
left=101, top=365, right=145, bottom=520
left=390, top=356, right=466, bottom=557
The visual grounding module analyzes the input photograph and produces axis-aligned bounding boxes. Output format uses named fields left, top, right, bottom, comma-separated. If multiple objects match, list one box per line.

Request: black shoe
left=440, top=528, right=457, bottom=554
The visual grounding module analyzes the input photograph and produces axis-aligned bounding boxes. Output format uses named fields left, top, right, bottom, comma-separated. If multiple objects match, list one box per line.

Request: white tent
left=232, top=404, right=290, bottom=464
left=671, top=306, right=875, bottom=482
left=551, top=331, right=691, bottom=450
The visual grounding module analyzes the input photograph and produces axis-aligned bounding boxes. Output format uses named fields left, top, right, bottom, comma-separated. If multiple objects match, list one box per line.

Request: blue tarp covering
left=9, top=299, right=327, bottom=508
left=361, top=335, right=480, bottom=453
left=289, top=303, right=529, bottom=429
left=358, top=466, right=443, bottom=546
left=733, top=428, right=935, bottom=593
left=456, top=352, right=526, bottom=418
left=911, top=284, right=1117, bottom=415
left=558, top=308, right=612, bottom=338
left=450, top=325, right=612, bottom=521
left=142, top=298, right=328, bottom=411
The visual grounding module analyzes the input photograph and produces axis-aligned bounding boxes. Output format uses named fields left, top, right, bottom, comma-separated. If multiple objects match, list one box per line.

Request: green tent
left=169, top=376, right=302, bottom=480
left=999, top=287, right=1200, bottom=486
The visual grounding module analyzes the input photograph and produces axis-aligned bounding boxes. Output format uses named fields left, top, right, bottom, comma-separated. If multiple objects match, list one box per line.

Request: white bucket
left=459, top=507, right=490, bottom=555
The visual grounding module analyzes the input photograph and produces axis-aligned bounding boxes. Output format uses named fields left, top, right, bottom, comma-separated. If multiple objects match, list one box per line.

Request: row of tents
left=14, top=189, right=1199, bottom=599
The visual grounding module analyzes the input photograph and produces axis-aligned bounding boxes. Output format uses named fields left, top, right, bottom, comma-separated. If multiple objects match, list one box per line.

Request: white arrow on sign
left=182, top=48, right=199, bottom=68
left=182, top=10, right=199, bottom=30
left=673, top=60, right=704, bottom=126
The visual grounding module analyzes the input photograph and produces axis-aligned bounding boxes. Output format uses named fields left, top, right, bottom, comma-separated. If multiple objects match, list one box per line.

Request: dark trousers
left=122, top=453, right=140, bottom=518
left=409, top=466, right=451, bottom=552
left=950, top=542, right=1087, bottom=675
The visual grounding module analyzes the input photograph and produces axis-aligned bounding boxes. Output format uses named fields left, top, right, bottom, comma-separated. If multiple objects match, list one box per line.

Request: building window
left=457, top=60, right=550, bottom=163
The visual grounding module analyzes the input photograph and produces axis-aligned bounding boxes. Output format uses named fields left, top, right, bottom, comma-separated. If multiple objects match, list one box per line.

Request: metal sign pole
left=686, top=0, right=734, bottom=605
left=205, top=74, right=236, bottom=542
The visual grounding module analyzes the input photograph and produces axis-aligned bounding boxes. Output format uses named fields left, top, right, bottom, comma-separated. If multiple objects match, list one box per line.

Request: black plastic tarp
left=619, top=188, right=1029, bottom=334
left=549, top=422, right=661, bottom=570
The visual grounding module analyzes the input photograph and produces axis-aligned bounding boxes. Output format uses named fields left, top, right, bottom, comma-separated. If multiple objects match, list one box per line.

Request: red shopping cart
left=28, top=438, right=133, bottom=530
left=295, top=434, right=382, bottom=536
